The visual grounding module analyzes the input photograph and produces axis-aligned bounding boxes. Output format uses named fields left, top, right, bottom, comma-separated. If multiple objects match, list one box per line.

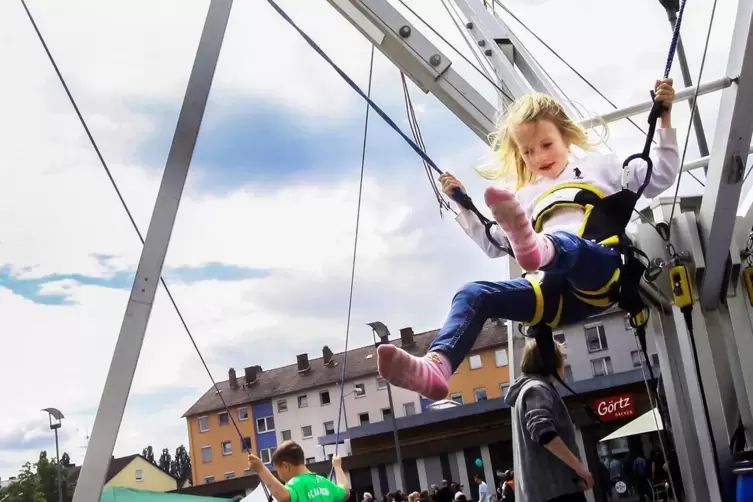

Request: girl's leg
left=542, top=231, right=623, bottom=292
left=484, top=187, right=556, bottom=272
left=378, top=278, right=559, bottom=400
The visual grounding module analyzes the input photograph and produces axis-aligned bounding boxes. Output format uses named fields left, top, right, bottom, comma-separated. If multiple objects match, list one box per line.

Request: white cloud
left=0, top=0, right=743, bottom=482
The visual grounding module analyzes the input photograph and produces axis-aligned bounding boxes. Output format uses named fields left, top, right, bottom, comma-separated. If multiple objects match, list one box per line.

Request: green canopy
left=100, top=487, right=231, bottom=502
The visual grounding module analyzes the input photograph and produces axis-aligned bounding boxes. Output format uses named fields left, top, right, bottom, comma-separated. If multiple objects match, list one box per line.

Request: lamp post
left=367, top=322, right=406, bottom=493
left=42, top=408, right=65, bottom=502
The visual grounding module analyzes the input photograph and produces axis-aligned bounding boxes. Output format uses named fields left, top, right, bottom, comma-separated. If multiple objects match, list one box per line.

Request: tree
left=60, top=453, right=71, bottom=468
left=142, top=446, right=156, bottom=464
left=158, top=448, right=172, bottom=474
left=0, top=450, right=75, bottom=502
left=170, top=445, right=192, bottom=488
left=1, top=461, right=46, bottom=502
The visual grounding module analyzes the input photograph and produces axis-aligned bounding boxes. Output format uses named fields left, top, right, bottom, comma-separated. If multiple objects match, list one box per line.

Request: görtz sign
left=594, top=394, right=635, bottom=422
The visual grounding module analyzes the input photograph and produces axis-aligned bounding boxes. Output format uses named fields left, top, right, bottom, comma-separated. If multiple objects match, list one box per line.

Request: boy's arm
left=249, top=456, right=291, bottom=502
left=332, top=457, right=351, bottom=502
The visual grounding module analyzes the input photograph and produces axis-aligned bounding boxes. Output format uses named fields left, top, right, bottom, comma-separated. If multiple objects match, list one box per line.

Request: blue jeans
left=429, top=231, right=622, bottom=370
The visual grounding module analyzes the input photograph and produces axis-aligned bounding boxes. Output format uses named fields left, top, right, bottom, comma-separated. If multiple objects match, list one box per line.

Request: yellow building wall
left=104, top=457, right=177, bottom=492
left=187, top=405, right=258, bottom=484
left=447, top=346, right=510, bottom=404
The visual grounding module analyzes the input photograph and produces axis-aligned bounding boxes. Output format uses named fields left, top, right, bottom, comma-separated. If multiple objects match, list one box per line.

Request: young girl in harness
left=376, top=78, right=678, bottom=399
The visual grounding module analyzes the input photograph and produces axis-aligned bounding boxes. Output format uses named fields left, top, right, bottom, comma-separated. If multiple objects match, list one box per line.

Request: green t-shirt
left=286, top=473, right=347, bottom=502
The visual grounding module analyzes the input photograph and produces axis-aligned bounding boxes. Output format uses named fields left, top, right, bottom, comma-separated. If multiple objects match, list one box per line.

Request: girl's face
left=513, top=119, right=569, bottom=179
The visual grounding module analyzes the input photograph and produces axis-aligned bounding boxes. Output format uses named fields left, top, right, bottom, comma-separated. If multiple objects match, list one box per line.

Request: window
left=376, top=377, right=388, bottom=390
left=324, top=421, right=335, bottom=435
left=135, top=469, right=143, bottom=482
left=225, top=472, right=235, bottom=480
left=260, top=448, right=276, bottom=464
left=238, top=407, right=249, bottom=421
left=494, top=349, right=509, bottom=367
left=256, top=416, right=275, bottom=433
left=305, top=457, right=316, bottom=464
left=298, top=395, right=308, bottom=408
left=591, top=357, right=613, bottom=377
left=450, top=393, right=464, bottom=405
left=302, top=425, right=313, bottom=438
left=381, top=408, right=392, bottom=420
left=204, top=476, right=215, bottom=484
left=320, top=391, right=331, bottom=405
left=222, top=441, right=232, bottom=455
left=553, top=332, right=566, bottom=347
left=277, top=399, right=288, bottom=412
left=474, top=388, right=488, bottom=401
left=281, top=429, right=292, bottom=441
left=358, top=412, right=370, bottom=425
left=242, top=437, right=252, bottom=450
left=469, top=354, right=482, bottom=370
left=631, top=350, right=644, bottom=367
left=218, top=412, right=229, bottom=426
left=624, top=315, right=632, bottom=330
left=354, top=383, right=366, bottom=397
left=651, top=353, right=660, bottom=367
left=564, top=365, right=574, bottom=383
left=585, top=324, right=608, bottom=352
left=499, top=383, right=510, bottom=396
left=198, top=416, right=209, bottom=432
left=403, top=402, right=416, bottom=416
left=201, top=446, right=212, bottom=463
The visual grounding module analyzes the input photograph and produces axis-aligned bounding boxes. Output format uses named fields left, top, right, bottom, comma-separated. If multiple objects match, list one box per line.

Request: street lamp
left=42, top=408, right=65, bottom=502
left=367, top=322, right=406, bottom=493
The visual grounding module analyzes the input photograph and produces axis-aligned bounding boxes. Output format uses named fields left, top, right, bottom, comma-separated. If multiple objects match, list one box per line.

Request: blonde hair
left=520, top=338, right=566, bottom=376
left=478, top=93, right=596, bottom=190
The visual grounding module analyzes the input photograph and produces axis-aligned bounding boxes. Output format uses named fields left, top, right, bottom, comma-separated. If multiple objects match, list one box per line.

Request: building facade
left=182, top=312, right=661, bottom=495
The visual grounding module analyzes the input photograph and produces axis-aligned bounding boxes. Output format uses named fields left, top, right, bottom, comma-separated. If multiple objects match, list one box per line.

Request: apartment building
left=182, top=324, right=509, bottom=486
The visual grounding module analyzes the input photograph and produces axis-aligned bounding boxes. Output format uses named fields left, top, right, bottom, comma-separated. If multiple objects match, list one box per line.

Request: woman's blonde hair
left=520, top=337, right=566, bottom=376
left=478, top=93, right=595, bottom=190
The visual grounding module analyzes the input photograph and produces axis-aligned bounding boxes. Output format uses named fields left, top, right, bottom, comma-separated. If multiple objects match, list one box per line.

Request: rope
left=666, top=0, right=719, bottom=237
left=331, top=44, right=375, bottom=472
left=263, top=0, right=510, bottom=253
left=17, top=0, right=275, bottom=497
left=400, top=72, right=456, bottom=217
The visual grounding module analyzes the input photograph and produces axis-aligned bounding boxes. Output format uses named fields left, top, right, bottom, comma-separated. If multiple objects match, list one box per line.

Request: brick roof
left=182, top=321, right=508, bottom=417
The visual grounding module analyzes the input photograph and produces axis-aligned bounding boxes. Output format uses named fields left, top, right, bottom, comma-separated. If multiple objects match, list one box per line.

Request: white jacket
left=456, top=128, right=680, bottom=258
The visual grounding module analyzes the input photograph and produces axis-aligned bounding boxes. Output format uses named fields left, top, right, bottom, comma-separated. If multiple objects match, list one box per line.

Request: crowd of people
left=361, top=472, right=516, bottom=502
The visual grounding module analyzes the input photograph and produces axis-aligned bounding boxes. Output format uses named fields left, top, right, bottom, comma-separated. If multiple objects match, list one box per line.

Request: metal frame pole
left=71, top=2, right=233, bottom=501
left=698, top=0, right=753, bottom=309
left=386, top=382, right=406, bottom=492
left=579, top=77, right=732, bottom=129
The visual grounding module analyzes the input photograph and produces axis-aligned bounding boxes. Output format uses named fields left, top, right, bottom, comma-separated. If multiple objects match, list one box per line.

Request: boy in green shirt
left=248, top=440, right=351, bottom=502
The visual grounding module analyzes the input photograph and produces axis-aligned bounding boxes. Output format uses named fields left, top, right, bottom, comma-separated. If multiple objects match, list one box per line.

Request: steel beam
left=682, top=144, right=753, bottom=173
left=698, top=0, right=753, bottom=309
left=327, top=0, right=499, bottom=140
left=633, top=221, right=713, bottom=502
left=579, top=77, right=732, bottom=129
left=71, top=2, right=232, bottom=501
left=452, top=0, right=580, bottom=118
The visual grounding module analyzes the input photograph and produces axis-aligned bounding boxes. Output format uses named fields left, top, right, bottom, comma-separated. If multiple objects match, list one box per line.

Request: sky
left=0, top=0, right=746, bottom=481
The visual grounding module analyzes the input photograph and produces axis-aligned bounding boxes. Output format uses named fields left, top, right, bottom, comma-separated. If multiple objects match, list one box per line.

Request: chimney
left=322, top=346, right=334, bottom=366
left=229, top=368, right=238, bottom=389
left=244, top=366, right=260, bottom=386
left=297, top=353, right=311, bottom=373
left=400, top=327, right=415, bottom=347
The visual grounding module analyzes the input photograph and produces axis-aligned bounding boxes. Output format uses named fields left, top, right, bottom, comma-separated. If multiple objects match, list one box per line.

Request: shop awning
left=599, top=408, right=664, bottom=442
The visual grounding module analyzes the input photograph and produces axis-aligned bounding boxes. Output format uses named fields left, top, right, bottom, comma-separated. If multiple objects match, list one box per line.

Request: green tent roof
left=100, top=487, right=231, bottom=502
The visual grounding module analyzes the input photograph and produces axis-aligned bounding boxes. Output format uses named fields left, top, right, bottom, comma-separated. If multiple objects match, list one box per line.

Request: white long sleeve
left=455, top=209, right=510, bottom=258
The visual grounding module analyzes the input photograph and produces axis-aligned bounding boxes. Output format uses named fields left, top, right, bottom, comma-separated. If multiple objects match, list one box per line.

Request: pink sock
left=377, top=345, right=453, bottom=401
left=484, top=186, right=555, bottom=272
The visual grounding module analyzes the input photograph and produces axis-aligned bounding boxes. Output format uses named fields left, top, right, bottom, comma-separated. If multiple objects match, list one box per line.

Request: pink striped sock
left=484, top=186, right=553, bottom=272
left=377, top=345, right=452, bottom=401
